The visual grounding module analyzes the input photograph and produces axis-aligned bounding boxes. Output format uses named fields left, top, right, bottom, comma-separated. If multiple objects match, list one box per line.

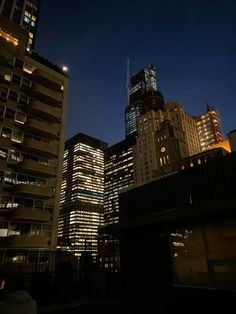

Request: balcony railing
left=32, top=69, right=62, bottom=92
left=30, top=83, right=62, bottom=106
left=0, top=235, right=51, bottom=248
left=16, top=159, right=56, bottom=178
left=7, top=206, right=51, bottom=221
left=22, top=138, right=58, bottom=158
left=25, top=118, right=59, bottom=139
left=28, top=100, right=61, bottom=122
left=14, top=183, right=54, bottom=200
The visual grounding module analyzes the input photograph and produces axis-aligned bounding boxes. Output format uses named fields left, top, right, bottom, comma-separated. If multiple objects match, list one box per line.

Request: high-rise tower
left=0, top=0, right=41, bottom=50
left=197, top=105, right=224, bottom=151
left=0, top=15, right=68, bottom=250
left=125, top=65, right=164, bottom=138
left=59, top=133, right=107, bottom=259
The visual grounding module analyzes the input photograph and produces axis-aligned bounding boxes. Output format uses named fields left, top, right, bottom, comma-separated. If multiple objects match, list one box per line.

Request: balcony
left=22, top=138, right=58, bottom=158
left=16, top=159, right=56, bottom=178
left=14, top=184, right=54, bottom=200
left=25, top=118, right=59, bottom=139
left=28, top=100, right=61, bottom=122
left=7, top=207, right=51, bottom=221
left=30, top=83, right=62, bottom=106
left=0, top=235, right=51, bottom=248
left=32, top=69, right=62, bottom=91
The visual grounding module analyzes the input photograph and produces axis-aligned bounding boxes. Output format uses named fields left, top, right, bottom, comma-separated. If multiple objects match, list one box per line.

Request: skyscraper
left=59, top=133, right=107, bottom=259
left=165, top=101, right=201, bottom=156
left=133, top=110, right=188, bottom=185
left=0, top=15, right=68, bottom=250
left=0, top=0, right=41, bottom=50
left=197, top=105, right=224, bottom=151
left=125, top=65, right=164, bottom=138
left=104, top=137, right=135, bottom=226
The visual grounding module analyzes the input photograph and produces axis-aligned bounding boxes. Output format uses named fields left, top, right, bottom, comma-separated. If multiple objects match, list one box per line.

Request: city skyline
left=35, top=0, right=236, bottom=146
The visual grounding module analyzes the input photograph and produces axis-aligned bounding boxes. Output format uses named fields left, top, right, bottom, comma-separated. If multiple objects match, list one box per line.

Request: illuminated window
left=0, top=29, right=18, bottom=46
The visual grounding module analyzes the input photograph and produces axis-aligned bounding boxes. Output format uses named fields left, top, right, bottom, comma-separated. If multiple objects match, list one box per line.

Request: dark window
left=18, top=94, right=28, bottom=105
left=5, top=108, right=15, bottom=120
left=12, top=73, right=21, bottom=85
left=13, top=8, right=21, bottom=24
left=0, top=105, right=5, bottom=118
left=8, top=90, right=18, bottom=102
left=24, top=198, right=34, bottom=208
left=22, top=78, right=31, bottom=88
left=0, top=171, right=4, bottom=184
left=2, top=0, right=14, bottom=17
left=14, top=58, right=24, bottom=69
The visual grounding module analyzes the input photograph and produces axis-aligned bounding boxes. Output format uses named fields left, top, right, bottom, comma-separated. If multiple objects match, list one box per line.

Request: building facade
left=196, top=105, right=224, bottom=151
left=0, top=15, right=68, bottom=250
left=104, top=137, right=135, bottom=226
left=133, top=109, right=164, bottom=185
left=0, top=0, right=40, bottom=50
left=59, top=133, right=107, bottom=259
left=117, top=152, right=236, bottom=306
left=228, top=129, right=236, bottom=152
left=165, top=101, right=201, bottom=156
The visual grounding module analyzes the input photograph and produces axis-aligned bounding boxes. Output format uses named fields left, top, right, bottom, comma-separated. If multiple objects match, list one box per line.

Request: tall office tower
left=104, top=137, right=135, bottom=226
left=59, top=133, right=107, bottom=259
left=133, top=110, right=188, bottom=185
left=0, top=16, right=68, bottom=250
left=125, top=64, right=164, bottom=138
left=0, top=0, right=41, bottom=50
left=133, top=109, right=164, bottom=185
left=196, top=105, right=224, bottom=151
left=165, top=101, right=201, bottom=156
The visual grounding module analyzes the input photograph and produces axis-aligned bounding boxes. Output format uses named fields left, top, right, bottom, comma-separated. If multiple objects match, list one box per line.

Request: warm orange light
left=0, top=30, right=18, bottom=46
left=209, top=140, right=231, bottom=152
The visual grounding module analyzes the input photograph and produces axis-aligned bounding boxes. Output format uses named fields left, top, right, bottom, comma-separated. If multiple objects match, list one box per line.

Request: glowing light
left=62, top=66, right=68, bottom=72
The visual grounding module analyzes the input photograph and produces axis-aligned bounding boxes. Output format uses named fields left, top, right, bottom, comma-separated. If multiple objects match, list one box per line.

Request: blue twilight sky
left=35, top=0, right=236, bottom=146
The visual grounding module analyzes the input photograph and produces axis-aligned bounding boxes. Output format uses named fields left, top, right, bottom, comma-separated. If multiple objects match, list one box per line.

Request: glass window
left=14, top=58, right=24, bottom=69
left=21, top=78, right=31, bottom=88
left=8, top=90, right=18, bottom=102
left=5, top=108, right=15, bottom=120
left=0, top=221, right=8, bottom=237
left=18, top=94, right=29, bottom=105
left=8, top=149, right=21, bottom=163
left=31, top=224, right=41, bottom=236
left=12, top=73, right=21, bottom=85
left=0, top=147, right=8, bottom=160
left=24, top=198, right=34, bottom=208
left=42, top=224, right=51, bottom=237
left=1, top=127, right=12, bottom=139
left=34, top=200, right=44, bottom=210
left=0, top=105, right=5, bottom=118
left=0, top=170, right=4, bottom=183
left=20, top=223, right=31, bottom=236
left=0, top=87, right=8, bottom=99
left=14, top=112, right=26, bottom=124
left=1, top=195, right=13, bottom=209
left=12, top=130, right=24, bottom=143
left=14, top=197, right=25, bottom=208
left=4, top=172, right=16, bottom=185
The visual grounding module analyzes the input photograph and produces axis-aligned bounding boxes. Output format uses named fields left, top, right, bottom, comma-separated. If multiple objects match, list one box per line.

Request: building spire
left=126, top=58, right=130, bottom=105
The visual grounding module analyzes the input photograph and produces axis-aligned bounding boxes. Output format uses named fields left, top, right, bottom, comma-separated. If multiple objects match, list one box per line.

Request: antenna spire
left=126, top=58, right=130, bottom=105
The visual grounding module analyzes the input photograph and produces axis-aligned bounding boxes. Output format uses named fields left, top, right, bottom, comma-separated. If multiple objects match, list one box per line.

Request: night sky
left=36, top=0, right=236, bottom=146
